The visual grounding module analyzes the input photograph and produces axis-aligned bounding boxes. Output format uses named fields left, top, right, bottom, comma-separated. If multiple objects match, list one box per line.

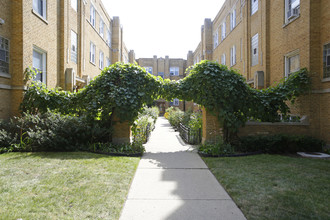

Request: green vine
left=21, top=61, right=310, bottom=143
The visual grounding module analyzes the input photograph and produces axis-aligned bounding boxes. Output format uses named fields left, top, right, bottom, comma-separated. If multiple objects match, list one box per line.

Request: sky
left=102, top=0, right=225, bottom=59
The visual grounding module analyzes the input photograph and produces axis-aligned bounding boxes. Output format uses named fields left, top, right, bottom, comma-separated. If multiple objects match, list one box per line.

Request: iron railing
left=178, top=123, right=201, bottom=145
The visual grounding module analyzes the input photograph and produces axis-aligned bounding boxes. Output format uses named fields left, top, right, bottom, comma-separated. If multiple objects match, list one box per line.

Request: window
left=71, top=30, right=78, bottom=63
left=221, top=22, right=226, bottom=41
left=99, top=19, right=104, bottom=38
left=33, top=47, right=47, bottom=83
left=158, top=72, right=164, bottom=79
left=221, top=54, right=226, bottom=65
left=145, top=67, right=153, bottom=74
left=230, top=9, right=236, bottom=31
left=285, top=0, right=300, bottom=22
left=71, top=0, right=77, bottom=11
left=213, top=29, right=219, bottom=49
left=170, top=67, right=179, bottom=76
left=106, top=57, right=111, bottom=67
left=285, top=51, right=300, bottom=77
left=0, top=36, right=9, bottom=74
left=107, top=29, right=111, bottom=47
left=230, top=45, right=236, bottom=66
left=99, top=50, right=104, bottom=69
left=90, top=42, right=96, bottom=64
left=90, top=4, right=96, bottom=27
left=323, top=43, right=330, bottom=78
left=251, top=33, right=258, bottom=66
left=173, top=98, right=179, bottom=106
left=33, top=0, right=47, bottom=20
left=251, top=0, right=258, bottom=15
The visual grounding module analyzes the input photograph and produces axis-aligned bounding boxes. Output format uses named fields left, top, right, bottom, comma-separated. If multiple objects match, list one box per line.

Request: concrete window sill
left=32, top=10, right=48, bottom=25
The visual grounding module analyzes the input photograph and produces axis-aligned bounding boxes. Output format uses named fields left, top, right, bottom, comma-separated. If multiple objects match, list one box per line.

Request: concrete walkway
left=120, top=117, right=246, bottom=220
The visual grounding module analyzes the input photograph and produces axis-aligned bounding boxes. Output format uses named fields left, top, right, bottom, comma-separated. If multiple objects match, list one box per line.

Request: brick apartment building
left=137, top=54, right=199, bottom=114
left=192, top=0, right=330, bottom=143
left=0, top=0, right=135, bottom=119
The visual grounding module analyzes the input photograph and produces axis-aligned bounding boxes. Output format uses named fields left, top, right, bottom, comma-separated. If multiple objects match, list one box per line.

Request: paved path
left=120, top=117, right=246, bottom=220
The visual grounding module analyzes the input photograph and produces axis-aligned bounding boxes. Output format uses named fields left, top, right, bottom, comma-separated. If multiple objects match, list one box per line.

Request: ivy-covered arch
left=21, top=61, right=310, bottom=143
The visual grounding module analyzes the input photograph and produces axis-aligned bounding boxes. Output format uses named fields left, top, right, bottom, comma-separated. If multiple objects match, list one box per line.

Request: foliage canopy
left=21, top=61, right=310, bottom=139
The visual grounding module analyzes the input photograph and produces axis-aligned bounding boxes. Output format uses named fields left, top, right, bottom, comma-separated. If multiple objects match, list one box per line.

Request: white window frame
left=213, top=28, right=219, bottom=49
left=221, top=22, right=226, bottom=41
left=33, top=46, right=47, bottom=84
left=251, top=0, right=258, bottom=15
left=90, top=42, right=96, bottom=64
left=99, top=19, right=104, bottom=38
left=230, top=9, right=236, bottom=31
left=145, top=67, right=153, bottom=74
left=323, top=43, right=330, bottom=78
left=285, top=50, right=300, bottom=78
left=106, top=57, right=111, bottom=67
left=71, top=0, right=77, bottom=11
left=71, top=30, right=78, bottom=64
left=33, top=0, right=47, bottom=20
left=170, top=67, right=179, bottom=76
left=173, top=98, right=179, bottom=106
left=285, top=0, right=300, bottom=22
left=107, top=28, right=111, bottom=47
left=251, top=33, right=259, bottom=66
left=230, top=45, right=236, bottom=67
left=221, top=53, right=226, bottom=65
left=99, top=50, right=104, bottom=69
left=90, top=4, right=96, bottom=27
left=0, top=36, right=10, bottom=74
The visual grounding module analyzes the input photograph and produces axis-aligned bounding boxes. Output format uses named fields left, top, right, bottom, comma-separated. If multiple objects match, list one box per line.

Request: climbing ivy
left=21, top=63, right=162, bottom=124
left=162, top=61, right=310, bottom=141
left=21, top=61, right=310, bottom=142
left=76, top=63, right=162, bottom=123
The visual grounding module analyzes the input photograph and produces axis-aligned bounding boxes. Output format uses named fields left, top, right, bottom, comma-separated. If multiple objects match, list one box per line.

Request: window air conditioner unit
left=287, top=7, right=299, bottom=20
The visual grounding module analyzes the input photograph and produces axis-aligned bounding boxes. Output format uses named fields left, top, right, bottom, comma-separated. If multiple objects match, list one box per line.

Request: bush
left=166, top=107, right=184, bottom=128
left=132, top=106, right=159, bottom=144
left=139, top=106, right=159, bottom=123
left=86, top=142, right=145, bottom=155
left=237, top=134, right=325, bottom=153
left=198, top=137, right=234, bottom=156
left=0, top=111, right=112, bottom=153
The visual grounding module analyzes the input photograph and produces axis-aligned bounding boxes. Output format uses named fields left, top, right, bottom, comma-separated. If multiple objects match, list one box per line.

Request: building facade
left=192, top=0, right=330, bottom=143
left=0, top=0, right=134, bottom=119
left=137, top=54, right=197, bottom=114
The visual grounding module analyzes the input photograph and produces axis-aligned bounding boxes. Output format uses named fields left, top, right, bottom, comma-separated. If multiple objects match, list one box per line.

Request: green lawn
left=203, top=154, right=330, bottom=220
left=0, top=152, right=140, bottom=220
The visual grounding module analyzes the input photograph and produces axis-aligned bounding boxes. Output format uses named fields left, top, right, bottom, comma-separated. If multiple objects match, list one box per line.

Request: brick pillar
left=112, top=113, right=131, bottom=144
left=202, top=107, right=223, bottom=144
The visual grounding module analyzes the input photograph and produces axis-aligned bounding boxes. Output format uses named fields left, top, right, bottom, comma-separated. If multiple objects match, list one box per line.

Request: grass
left=203, top=154, right=330, bottom=220
left=0, top=152, right=140, bottom=220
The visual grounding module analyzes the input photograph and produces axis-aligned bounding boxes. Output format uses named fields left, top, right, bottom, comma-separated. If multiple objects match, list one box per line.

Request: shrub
left=167, top=107, right=184, bottom=128
left=87, top=142, right=145, bottom=155
left=198, top=137, right=234, bottom=156
left=132, top=106, right=159, bottom=144
left=0, top=111, right=112, bottom=153
left=237, top=134, right=325, bottom=153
